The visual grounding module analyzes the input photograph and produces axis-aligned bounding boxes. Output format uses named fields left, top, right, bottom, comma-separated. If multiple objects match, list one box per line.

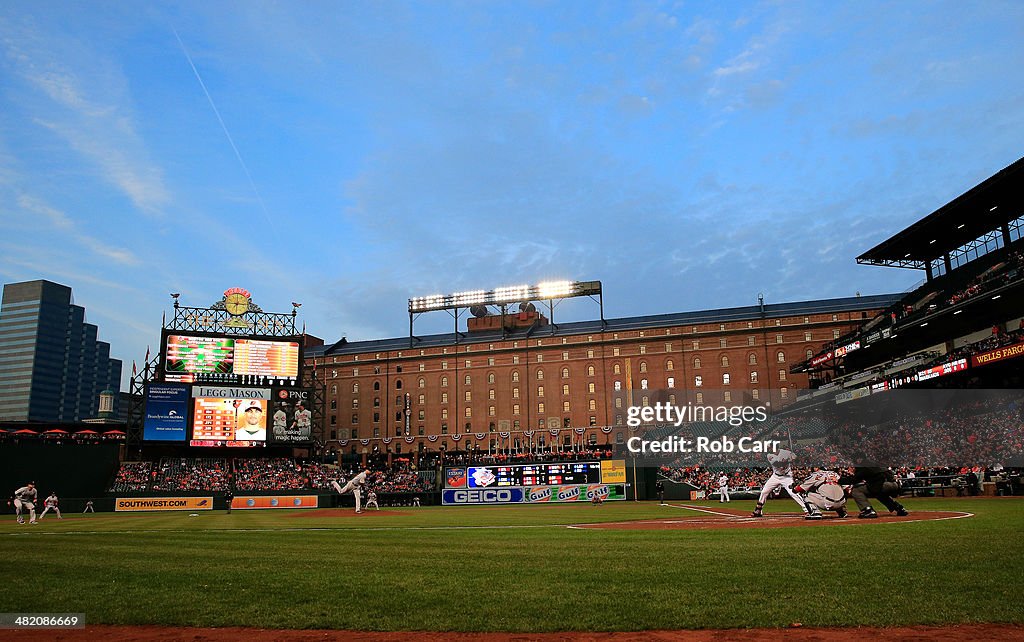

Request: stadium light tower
left=407, top=279, right=604, bottom=346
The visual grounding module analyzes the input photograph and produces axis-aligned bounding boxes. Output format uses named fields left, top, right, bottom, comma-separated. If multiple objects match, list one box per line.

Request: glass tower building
left=0, top=280, right=122, bottom=422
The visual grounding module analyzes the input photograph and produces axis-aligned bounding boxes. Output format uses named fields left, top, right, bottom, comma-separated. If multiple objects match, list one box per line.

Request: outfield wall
left=0, top=442, right=120, bottom=507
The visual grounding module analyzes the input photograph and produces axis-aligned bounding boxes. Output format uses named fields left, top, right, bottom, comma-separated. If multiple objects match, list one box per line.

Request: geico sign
left=453, top=489, right=515, bottom=503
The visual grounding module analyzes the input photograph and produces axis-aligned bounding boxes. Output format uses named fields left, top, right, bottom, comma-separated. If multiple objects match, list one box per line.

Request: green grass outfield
left=0, top=498, right=1021, bottom=631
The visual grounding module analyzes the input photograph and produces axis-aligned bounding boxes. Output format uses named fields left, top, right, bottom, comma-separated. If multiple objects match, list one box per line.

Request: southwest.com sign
left=115, top=497, right=214, bottom=512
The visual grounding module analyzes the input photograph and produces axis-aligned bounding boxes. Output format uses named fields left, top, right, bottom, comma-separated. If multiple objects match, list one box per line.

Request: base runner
left=331, top=469, right=371, bottom=513
left=750, top=449, right=808, bottom=517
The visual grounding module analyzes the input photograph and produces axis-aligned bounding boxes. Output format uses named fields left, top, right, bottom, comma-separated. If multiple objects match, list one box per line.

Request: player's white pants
left=757, top=474, right=807, bottom=512
left=14, top=499, right=36, bottom=523
left=718, top=487, right=730, bottom=502
left=365, top=499, right=379, bottom=510
left=38, top=506, right=61, bottom=520
left=331, top=481, right=363, bottom=512
left=803, top=484, right=847, bottom=513
left=413, top=497, right=420, bottom=506
left=83, top=505, right=94, bottom=513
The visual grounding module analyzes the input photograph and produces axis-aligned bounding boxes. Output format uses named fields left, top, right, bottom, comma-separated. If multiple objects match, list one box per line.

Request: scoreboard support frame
left=127, top=292, right=315, bottom=451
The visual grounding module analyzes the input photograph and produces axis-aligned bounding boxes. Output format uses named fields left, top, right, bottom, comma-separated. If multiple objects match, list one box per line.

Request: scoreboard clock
left=224, top=287, right=252, bottom=316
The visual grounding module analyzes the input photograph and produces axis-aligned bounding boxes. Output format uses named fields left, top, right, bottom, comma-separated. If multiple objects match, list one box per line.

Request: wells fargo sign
left=971, top=341, right=1024, bottom=368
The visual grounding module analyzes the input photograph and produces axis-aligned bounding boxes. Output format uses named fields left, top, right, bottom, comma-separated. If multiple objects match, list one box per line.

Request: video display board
left=189, top=386, right=271, bottom=447
left=234, top=339, right=300, bottom=379
left=164, top=335, right=234, bottom=378
left=269, top=387, right=313, bottom=444
left=457, top=462, right=604, bottom=489
left=162, top=333, right=300, bottom=384
left=142, top=383, right=190, bottom=441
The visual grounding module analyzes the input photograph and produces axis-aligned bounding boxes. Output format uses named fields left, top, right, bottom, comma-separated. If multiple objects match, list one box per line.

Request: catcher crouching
left=794, top=470, right=848, bottom=520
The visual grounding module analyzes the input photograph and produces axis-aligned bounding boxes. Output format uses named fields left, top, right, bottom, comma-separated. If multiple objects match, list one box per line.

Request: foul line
left=0, top=523, right=573, bottom=538
left=662, top=503, right=743, bottom=518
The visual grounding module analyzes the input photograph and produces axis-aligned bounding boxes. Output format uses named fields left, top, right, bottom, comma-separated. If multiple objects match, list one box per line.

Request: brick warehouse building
left=305, top=294, right=899, bottom=457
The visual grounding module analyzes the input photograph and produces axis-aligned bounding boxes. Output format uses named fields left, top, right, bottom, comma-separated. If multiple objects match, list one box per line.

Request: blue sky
left=1, top=1, right=1022, bottom=388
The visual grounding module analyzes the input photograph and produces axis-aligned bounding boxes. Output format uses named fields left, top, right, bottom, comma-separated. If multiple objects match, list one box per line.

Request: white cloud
left=16, top=194, right=140, bottom=266
left=2, top=19, right=170, bottom=215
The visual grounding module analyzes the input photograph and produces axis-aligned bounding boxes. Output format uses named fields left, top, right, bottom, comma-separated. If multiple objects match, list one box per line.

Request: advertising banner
left=231, top=495, right=319, bottom=510
left=270, top=387, right=313, bottom=444
left=445, top=468, right=467, bottom=488
left=601, top=459, right=627, bottom=484
left=442, top=488, right=525, bottom=505
left=442, top=484, right=625, bottom=505
left=971, top=341, right=1024, bottom=368
left=115, top=497, right=213, bottom=512
left=917, top=358, right=968, bottom=381
left=191, top=386, right=271, bottom=445
left=522, top=484, right=625, bottom=503
left=142, top=383, right=190, bottom=441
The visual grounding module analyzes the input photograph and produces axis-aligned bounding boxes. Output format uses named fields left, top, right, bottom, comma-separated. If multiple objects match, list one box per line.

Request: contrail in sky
left=172, top=27, right=273, bottom=225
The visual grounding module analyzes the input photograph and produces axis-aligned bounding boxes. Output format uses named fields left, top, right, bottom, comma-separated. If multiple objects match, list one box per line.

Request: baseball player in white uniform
left=794, top=470, right=848, bottom=520
left=365, top=491, right=380, bottom=511
left=717, top=473, right=731, bottom=503
left=38, top=492, right=62, bottom=520
left=13, top=482, right=38, bottom=525
left=750, top=449, right=808, bottom=517
left=331, top=469, right=370, bottom=513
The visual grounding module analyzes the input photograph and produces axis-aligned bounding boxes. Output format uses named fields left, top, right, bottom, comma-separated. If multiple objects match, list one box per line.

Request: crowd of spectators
left=661, top=392, right=1024, bottom=491
left=233, top=458, right=307, bottom=492
left=107, top=457, right=438, bottom=494
left=369, top=462, right=433, bottom=494
left=150, top=457, right=231, bottom=492
left=944, top=250, right=1022, bottom=308
left=109, top=461, right=153, bottom=492
left=300, top=461, right=334, bottom=490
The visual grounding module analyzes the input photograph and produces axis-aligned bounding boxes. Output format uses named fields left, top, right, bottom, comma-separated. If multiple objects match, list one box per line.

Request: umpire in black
left=838, top=466, right=908, bottom=518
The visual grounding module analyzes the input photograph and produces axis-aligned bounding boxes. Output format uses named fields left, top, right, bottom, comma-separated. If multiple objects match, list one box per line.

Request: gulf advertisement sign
left=115, top=497, right=213, bottom=512
left=231, top=495, right=319, bottom=510
left=524, top=484, right=624, bottom=503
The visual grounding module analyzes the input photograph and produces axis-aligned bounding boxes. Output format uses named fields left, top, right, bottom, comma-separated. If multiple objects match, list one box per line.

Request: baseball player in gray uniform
left=365, top=490, right=380, bottom=511
left=331, top=469, right=370, bottom=513
left=38, top=492, right=62, bottom=520
left=13, top=482, right=38, bottom=525
left=750, top=449, right=808, bottom=517
left=794, top=470, right=848, bottom=520
left=717, top=473, right=731, bottom=503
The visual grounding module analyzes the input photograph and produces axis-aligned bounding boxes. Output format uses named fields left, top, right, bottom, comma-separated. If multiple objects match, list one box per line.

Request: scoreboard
left=233, top=339, right=299, bottom=378
left=165, top=335, right=234, bottom=378
left=443, top=460, right=627, bottom=505
left=467, top=462, right=602, bottom=488
left=161, top=333, right=300, bottom=384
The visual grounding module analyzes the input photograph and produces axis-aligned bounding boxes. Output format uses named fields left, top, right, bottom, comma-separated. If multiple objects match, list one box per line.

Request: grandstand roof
left=306, top=294, right=902, bottom=358
left=857, top=156, right=1024, bottom=268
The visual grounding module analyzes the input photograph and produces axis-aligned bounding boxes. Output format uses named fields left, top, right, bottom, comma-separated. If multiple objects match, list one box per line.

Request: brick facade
left=307, top=297, right=893, bottom=455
